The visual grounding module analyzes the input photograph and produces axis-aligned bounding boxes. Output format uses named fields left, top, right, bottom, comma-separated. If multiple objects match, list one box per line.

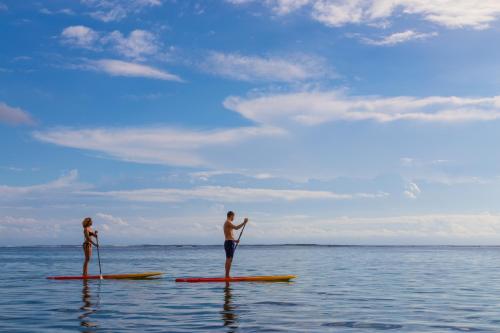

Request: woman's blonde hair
left=82, top=217, right=92, bottom=228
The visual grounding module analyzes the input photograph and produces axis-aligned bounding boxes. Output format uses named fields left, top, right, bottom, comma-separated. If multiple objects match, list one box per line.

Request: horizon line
left=2, top=244, right=500, bottom=248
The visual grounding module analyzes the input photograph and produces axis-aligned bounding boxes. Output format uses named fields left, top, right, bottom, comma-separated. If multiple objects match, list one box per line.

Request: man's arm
left=233, top=218, right=248, bottom=230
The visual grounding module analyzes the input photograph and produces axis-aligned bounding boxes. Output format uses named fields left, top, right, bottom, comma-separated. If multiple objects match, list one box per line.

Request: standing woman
left=82, top=217, right=98, bottom=276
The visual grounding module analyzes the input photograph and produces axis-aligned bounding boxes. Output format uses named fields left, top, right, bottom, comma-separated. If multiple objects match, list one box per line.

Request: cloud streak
left=82, top=59, right=182, bottom=81
left=81, top=186, right=388, bottom=203
left=33, top=126, right=284, bottom=166
left=361, top=30, right=438, bottom=46
left=0, top=102, right=35, bottom=126
left=224, top=91, right=500, bottom=125
left=0, top=170, right=86, bottom=197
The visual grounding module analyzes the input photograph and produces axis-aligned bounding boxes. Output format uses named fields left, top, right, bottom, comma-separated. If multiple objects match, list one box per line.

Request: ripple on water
left=322, top=321, right=403, bottom=330
left=430, top=325, right=486, bottom=332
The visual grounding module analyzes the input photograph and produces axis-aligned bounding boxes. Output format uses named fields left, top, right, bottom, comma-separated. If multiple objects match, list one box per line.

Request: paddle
left=234, top=219, right=248, bottom=253
left=95, top=232, right=103, bottom=280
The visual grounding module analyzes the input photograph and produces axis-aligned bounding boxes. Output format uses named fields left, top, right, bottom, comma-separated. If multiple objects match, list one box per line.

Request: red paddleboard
left=47, top=272, right=163, bottom=280
left=175, top=275, right=296, bottom=283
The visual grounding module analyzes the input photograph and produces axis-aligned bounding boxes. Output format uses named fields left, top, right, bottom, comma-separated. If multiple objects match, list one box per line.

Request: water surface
left=2, top=245, right=500, bottom=332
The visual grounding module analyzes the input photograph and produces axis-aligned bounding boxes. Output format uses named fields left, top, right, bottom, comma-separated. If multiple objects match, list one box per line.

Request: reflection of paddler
left=221, top=283, right=238, bottom=331
left=79, top=281, right=99, bottom=331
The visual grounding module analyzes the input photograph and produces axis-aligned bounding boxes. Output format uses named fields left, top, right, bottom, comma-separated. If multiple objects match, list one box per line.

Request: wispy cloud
left=82, top=186, right=388, bottom=203
left=404, top=181, right=421, bottom=199
left=61, top=26, right=161, bottom=60
left=361, top=30, right=438, bottom=46
left=0, top=2, right=8, bottom=11
left=0, top=102, right=35, bottom=126
left=201, top=52, right=333, bottom=82
left=33, top=126, right=284, bottom=166
left=82, top=0, right=162, bottom=22
left=229, top=0, right=500, bottom=30
left=0, top=170, right=87, bottom=197
left=40, top=8, right=75, bottom=15
left=96, top=212, right=129, bottom=226
left=102, top=30, right=159, bottom=60
left=226, top=0, right=309, bottom=15
left=224, top=90, right=500, bottom=125
left=190, top=169, right=277, bottom=182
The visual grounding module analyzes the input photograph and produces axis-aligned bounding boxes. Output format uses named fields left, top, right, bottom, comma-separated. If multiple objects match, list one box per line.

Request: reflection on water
left=79, top=281, right=99, bottom=331
left=221, top=283, right=238, bottom=332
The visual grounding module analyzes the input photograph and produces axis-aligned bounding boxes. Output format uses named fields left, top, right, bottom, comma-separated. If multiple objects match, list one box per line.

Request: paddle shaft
left=95, top=234, right=103, bottom=278
left=234, top=221, right=247, bottom=253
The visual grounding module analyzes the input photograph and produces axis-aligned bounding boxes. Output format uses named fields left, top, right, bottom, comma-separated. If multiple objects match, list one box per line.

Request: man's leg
left=225, top=257, right=232, bottom=278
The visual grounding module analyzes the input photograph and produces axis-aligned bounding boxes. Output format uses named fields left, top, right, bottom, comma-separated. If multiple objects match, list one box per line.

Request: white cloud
left=202, top=52, right=332, bottom=82
left=96, top=213, right=129, bottom=225
left=362, top=30, right=438, bottom=46
left=229, top=0, right=500, bottom=30
left=60, top=27, right=176, bottom=79
left=102, top=30, right=159, bottom=60
left=404, top=181, right=421, bottom=199
left=83, top=59, right=182, bottom=81
left=224, top=90, right=500, bottom=125
left=82, top=0, right=162, bottom=22
left=82, top=185, right=387, bottom=203
left=0, top=102, right=34, bottom=126
left=0, top=170, right=86, bottom=197
left=258, top=213, right=500, bottom=243
left=61, top=25, right=100, bottom=49
left=311, top=0, right=365, bottom=27
left=33, top=126, right=284, bottom=167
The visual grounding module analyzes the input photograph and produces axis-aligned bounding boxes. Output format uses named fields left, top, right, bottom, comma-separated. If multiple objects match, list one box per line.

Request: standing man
left=224, top=211, right=248, bottom=278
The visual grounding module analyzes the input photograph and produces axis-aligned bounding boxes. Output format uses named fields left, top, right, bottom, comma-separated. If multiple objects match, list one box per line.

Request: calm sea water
left=2, top=245, right=500, bottom=332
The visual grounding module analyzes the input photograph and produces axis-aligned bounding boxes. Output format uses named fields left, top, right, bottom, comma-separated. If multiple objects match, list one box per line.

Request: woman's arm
left=84, top=229, right=98, bottom=246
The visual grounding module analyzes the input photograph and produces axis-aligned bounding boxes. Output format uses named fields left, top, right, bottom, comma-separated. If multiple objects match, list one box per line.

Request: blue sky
left=2, top=0, right=500, bottom=245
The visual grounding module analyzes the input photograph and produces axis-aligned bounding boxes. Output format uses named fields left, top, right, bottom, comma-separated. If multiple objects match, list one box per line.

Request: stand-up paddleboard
left=175, top=275, right=296, bottom=283
left=47, top=272, right=163, bottom=280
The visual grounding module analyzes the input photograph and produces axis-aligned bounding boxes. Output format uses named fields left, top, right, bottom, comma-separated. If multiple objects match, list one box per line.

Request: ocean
left=2, top=245, right=500, bottom=332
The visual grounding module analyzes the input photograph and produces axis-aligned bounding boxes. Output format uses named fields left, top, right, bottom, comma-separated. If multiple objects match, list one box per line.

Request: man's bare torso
left=224, top=221, right=235, bottom=240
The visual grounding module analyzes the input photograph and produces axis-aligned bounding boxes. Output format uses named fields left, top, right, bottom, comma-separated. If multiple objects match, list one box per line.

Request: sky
left=2, top=0, right=500, bottom=245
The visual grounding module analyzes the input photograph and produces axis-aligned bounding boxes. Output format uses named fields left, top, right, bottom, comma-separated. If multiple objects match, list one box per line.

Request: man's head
left=227, top=211, right=235, bottom=221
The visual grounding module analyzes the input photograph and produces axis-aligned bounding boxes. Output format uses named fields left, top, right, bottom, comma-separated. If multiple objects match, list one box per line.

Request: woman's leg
left=83, top=245, right=92, bottom=276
